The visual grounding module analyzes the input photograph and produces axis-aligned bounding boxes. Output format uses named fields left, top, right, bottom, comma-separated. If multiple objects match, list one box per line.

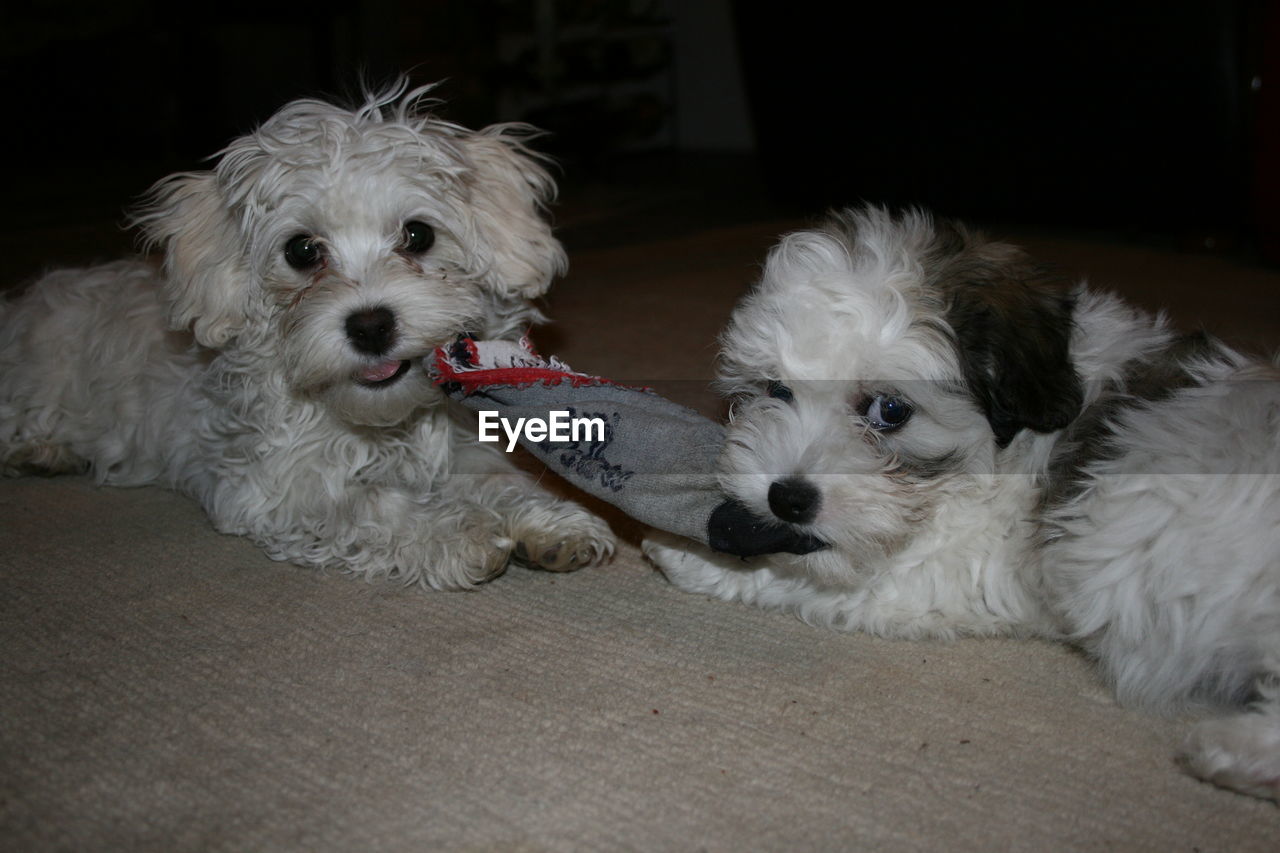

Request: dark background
left=3, top=0, right=1278, bottom=276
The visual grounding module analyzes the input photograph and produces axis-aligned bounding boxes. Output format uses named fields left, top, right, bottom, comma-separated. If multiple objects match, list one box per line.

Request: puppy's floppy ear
left=461, top=126, right=567, bottom=299
left=937, top=232, right=1083, bottom=447
left=131, top=171, right=250, bottom=349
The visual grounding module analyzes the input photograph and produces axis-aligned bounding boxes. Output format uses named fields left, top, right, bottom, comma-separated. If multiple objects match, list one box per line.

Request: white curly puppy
left=645, top=207, right=1280, bottom=801
left=1, top=81, right=613, bottom=589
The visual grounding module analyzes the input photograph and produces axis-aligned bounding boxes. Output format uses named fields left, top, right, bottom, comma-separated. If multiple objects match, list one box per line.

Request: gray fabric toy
left=430, top=335, right=824, bottom=557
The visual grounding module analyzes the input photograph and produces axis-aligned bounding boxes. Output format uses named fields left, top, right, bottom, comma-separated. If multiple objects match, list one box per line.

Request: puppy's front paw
left=418, top=524, right=515, bottom=590
left=459, top=537, right=516, bottom=586
left=511, top=504, right=615, bottom=573
left=1178, top=712, right=1280, bottom=802
left=395, top=498, right=519, bottom=589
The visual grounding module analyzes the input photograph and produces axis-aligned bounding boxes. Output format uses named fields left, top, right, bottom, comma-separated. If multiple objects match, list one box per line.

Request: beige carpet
left=2, top=222, right=1278, bottom=851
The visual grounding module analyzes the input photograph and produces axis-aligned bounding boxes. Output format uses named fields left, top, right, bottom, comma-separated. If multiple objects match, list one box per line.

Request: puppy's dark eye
left=284, top=234, right=322, bottom=270
left=403, top=220, right=435, bottom=254
left=766, top=381, right=794, bottom=402
left=859, top=394, right=913, bottom=431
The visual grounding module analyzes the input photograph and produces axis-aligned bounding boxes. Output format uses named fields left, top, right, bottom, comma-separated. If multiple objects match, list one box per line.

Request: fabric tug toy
left=429, top=335, right=824, bottom=557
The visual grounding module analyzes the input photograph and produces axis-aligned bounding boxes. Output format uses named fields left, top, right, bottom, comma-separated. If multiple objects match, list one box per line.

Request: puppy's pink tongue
left=360, top=360, right=404, bottom=383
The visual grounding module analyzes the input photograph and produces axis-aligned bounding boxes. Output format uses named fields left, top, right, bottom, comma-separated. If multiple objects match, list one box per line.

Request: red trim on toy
left=431, top=342, right=651, bottom=396
left=459, top=335, right=481, bottom=364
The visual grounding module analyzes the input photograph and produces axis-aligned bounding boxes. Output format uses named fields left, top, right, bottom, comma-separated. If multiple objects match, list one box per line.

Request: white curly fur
left=645, top=206, right=1280, bottom=801
left=1, top=81, right=613, bottom=589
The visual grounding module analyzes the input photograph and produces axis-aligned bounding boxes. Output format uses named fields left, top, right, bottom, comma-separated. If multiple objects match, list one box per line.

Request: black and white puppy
left=645, top=206, right=1280, bottom=801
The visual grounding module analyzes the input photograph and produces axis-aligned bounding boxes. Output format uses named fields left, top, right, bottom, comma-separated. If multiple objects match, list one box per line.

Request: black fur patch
left=928, top=222, right=1083, bottom=447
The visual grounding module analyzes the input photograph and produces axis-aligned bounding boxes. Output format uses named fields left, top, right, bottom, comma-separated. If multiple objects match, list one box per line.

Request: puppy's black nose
left=345, top=307, right=397, bottom=355
left=767, top=477, right=820, bottom=525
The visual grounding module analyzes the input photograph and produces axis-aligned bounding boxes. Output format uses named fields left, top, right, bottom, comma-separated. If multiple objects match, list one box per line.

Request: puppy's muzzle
left=345, top=306, right=416, bottom=388
left=708, top=497, right=828, bottom=558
